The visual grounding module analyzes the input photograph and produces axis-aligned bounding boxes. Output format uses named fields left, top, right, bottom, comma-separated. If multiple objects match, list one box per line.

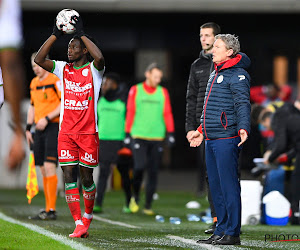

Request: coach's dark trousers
left=205, top=137, right=241, bottom=237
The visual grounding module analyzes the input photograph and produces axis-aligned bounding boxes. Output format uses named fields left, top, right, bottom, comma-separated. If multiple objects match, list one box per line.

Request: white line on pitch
left=93, top=215, right=141, bottom=229
left=167, top=235, right=223, bottom=250
left=0, top=212, right=92, bottom=250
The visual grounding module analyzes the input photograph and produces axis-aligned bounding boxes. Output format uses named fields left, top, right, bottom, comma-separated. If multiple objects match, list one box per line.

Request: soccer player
left=27, top=53, right=61, bottom=220
left=0, top=0, right=25, bottom=169
left=125, top=63, right=175, bottom=215
left=35, top=15, right=105, bottom=238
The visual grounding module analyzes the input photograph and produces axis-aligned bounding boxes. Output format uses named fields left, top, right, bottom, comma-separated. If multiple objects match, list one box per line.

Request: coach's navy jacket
left=200, top=53, right=251, bottom=140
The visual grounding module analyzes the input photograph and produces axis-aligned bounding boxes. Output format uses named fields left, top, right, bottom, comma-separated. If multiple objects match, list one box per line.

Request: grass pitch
left=0, top=189, right=299, bottom=249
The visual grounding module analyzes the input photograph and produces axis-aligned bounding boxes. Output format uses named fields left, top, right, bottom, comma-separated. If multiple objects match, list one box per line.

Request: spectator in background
left=250, top=83, right=292, bottom=106
left=125, top=63, right=175, bottom=216
left=185, top=22, right=220, bottom=234
left=189, top=34, right=251, bottom=245
left=0, top=0, right=25, bottom=169
left=26, top=52, right=61, bottom=220
left=94, top=72, right=133, bottom=214
left=260, top=100, right=300, bottom=225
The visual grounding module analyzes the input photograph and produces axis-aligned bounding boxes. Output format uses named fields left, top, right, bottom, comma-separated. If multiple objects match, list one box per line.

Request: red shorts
left=58, top=133, right=99, bottom=168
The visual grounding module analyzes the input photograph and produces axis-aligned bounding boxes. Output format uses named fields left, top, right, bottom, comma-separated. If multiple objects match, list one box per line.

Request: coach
left=189, top=34, right=251, bottom=245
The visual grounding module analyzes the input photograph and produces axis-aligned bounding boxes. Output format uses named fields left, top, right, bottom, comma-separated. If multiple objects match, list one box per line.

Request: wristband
left=45, top=116, right=50, bottom=122
left=26, top=124, right=32, bottom=131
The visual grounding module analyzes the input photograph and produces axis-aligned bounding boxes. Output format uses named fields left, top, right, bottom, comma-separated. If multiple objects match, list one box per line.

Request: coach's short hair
left=215, top=34, right=240, bottom=57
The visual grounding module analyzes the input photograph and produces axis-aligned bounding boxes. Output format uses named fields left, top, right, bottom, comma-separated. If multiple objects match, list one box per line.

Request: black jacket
left=185, top=50, right=214, bottom=132
left=269, top=103, right=300, bottom=162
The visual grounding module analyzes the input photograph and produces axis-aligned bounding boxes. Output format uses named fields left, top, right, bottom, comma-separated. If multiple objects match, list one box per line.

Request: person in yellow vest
left=125, top=63, right=175, bottom=215
left=26, top=52, right=61, bottom=220
left=94, top=72, right=133, bottom=213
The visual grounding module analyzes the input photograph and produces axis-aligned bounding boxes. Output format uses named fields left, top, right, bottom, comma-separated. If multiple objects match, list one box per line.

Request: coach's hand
left=52, top=19, right=63, bottom=39
left=186, top=130, right=195, bottom=143
left=238, top=129, right=248, bottom=147
left=71, top=15, right=85, bottom=37
left=189, top=130, right=203, bottom=147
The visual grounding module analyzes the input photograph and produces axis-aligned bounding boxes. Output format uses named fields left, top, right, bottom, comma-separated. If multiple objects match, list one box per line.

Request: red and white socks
left=65, top=182, right=96, bottom=231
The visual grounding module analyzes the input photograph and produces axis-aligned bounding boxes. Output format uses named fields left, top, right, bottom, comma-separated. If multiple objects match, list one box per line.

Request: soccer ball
left=56, top=9, right=79, bottom=34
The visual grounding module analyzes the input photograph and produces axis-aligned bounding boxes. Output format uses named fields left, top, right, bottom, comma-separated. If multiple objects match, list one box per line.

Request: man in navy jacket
left=189, top=34, right=250, bottom=246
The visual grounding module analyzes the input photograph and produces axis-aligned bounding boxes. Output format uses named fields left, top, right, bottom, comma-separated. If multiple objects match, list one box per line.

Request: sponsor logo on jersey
left=59, top=150, right=75, bottom=160
left=65, top=79, right=92, bottom=92
left=81, top=152, right=96, bottom=164
left=64, top=99, right=89, bottom=110
left=82, top=68, right=89, bottom=77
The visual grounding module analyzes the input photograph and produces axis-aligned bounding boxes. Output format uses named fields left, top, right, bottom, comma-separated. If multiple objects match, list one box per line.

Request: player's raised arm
left=35, top=23, right=63, bottom=72
left=72, top=16, right=105, bottom=70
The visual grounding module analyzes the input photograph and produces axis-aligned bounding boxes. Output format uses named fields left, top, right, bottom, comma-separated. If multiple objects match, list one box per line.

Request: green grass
left=0, top=218, right=74, bottom=250
left=0, top=189, right=300, bottom=249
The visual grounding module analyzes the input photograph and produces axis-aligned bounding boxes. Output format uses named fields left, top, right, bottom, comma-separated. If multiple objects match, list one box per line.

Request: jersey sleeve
left=162, top=87, right=175, bottom=133
left=29, top=78, right=36, bottom=105
left=91, top=60, right=105, bottom=103
left=51, top=60, right=67, bottom=83
left=91, top=60, right=105, bottom=86
left=52, top=75, right=62, bottom=99
left=125, top=85, right=137, bottom=133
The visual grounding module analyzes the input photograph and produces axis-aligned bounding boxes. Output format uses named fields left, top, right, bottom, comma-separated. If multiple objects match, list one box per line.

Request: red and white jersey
left=52, top=60, right=105, bottom=134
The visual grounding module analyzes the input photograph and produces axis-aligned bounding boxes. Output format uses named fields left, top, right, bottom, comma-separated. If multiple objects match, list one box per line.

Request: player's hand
left=71, top=15, right=85, bottom=37
left=186, top=130, right=195, bottom=143
left=189, top=130, right=204, bottom=147
left=238, top=129, right=248, bottom=147
left=36, top=117, right=48, bottom=131
left=6, top=130, right=25, bottom=170
left=52, top=18, right=63, bottom=39
left=25, top=130, right=34, bottom=147
left=166, top=133, right=176, bottom=148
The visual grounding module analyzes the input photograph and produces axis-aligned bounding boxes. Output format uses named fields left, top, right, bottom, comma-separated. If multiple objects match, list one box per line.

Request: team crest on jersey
left=217, top=75, right=223, bottom=83
left=82, top=68, right=89, bottom=77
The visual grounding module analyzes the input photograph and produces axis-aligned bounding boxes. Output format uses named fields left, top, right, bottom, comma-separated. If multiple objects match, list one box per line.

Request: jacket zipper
left=203, top=71, right=218, bottom=139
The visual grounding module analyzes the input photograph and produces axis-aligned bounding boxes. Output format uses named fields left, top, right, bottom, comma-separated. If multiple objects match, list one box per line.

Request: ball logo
left=217, top=75, right=223, bottom=83
left=82, top=68, right=89, bottom=77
